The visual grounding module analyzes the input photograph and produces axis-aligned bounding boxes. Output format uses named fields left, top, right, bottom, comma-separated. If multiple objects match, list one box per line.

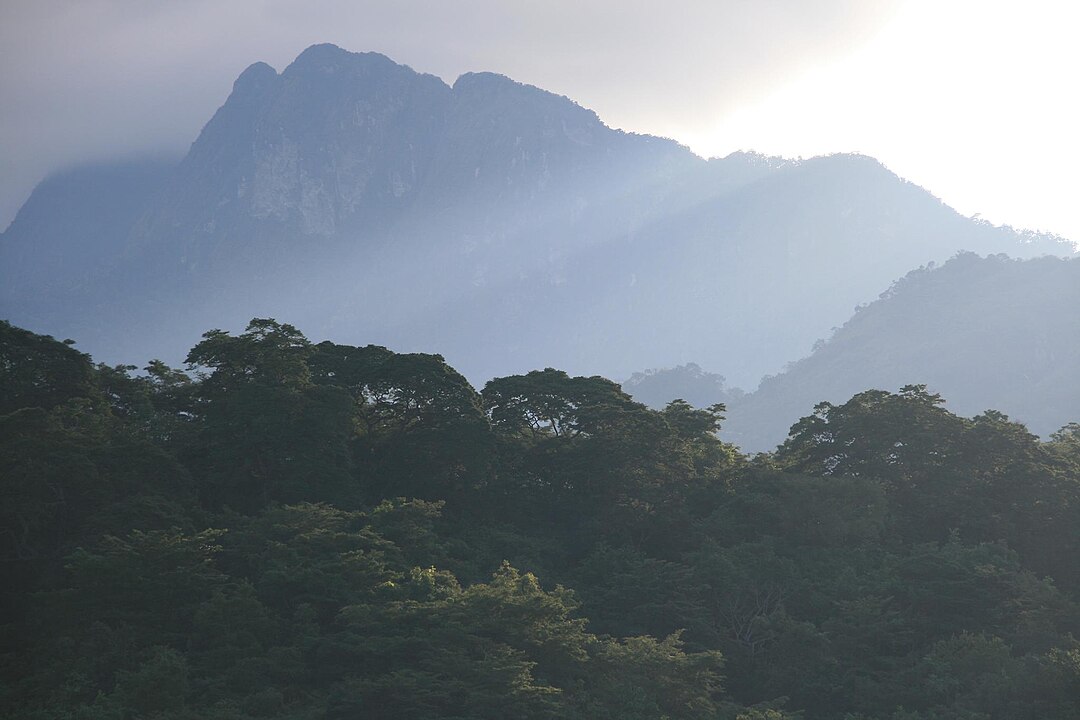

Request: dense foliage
left=2, top=318, right=1079, bottom=719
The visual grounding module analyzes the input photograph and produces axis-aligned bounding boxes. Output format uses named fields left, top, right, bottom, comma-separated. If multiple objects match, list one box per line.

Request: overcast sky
left=1, top=0, right=1077, bottom=241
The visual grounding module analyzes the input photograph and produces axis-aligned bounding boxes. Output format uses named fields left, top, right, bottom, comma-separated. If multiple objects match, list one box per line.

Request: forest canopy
left=2, top=318, right=1079, bottom=720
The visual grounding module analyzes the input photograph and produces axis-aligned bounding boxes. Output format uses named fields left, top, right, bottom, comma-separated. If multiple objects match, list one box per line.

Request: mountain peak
left=453, top=71, right=518, bottom=91
left=286, top=43, right=404, bottom=77
left=292, top=42, right=355, bottom=63
left=232, top=61, right=278, bottom=94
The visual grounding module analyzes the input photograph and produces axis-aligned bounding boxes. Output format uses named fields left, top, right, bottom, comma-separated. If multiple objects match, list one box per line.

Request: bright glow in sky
left=668, top=0, right=1080, bottom=240
left=0, top=0, right=1076, bottom=242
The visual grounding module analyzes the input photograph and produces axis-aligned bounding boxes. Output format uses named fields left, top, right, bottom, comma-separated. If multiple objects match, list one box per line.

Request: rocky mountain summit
left=135, top=45, right=692, bottom=265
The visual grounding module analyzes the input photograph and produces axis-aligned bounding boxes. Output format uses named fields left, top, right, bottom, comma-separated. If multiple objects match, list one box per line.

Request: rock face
left=133, top=47, right=457, bottom=269
left=0, top=44, right=1074, bottom=385
left=723, top=253, right=1080, bottom=452
left=129, top=45, right=690, bottom=273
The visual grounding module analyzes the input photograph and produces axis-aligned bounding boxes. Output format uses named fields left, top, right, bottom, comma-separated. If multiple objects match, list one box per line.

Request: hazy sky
left=1, top=0, right=1076, bottom=241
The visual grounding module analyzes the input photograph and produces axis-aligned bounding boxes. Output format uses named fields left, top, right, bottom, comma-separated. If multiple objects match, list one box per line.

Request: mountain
left=722, top=252, right=1080, bottom=452
left=0, top=159, right=175, bottom=333
left=1, top=44, right=1073, bottom=385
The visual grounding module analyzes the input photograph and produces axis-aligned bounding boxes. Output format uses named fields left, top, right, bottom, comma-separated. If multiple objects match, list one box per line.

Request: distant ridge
left=723, top=253, right=1080, bottom=452
left=1, top=44, right=1073, bottom=387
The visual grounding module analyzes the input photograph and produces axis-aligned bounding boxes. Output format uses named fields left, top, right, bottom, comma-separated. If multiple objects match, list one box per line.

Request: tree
left=310, top=342, right=492, bottom=501
left=777, top=386, right=972, bottom=543
left=326, top=563, right=584, bottom=719
left=0, top=320, right=97, bottom=415
left=183, top=319, right=354, bottom=510
left=187, top=318, right=312, bottom=390
left=483, top=369, right=641, bottom=440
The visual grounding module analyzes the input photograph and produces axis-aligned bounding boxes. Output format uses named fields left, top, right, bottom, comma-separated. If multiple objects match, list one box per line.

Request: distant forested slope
left=722, top=253, right=1080, bottom=452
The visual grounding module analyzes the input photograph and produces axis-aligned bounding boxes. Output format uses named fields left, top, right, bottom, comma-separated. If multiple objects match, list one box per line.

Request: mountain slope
left=0, top=44, right=1073, bottom=385
left=723, top=253, right=1080, bottom=452
left=0, top=158, right=175, bottom=330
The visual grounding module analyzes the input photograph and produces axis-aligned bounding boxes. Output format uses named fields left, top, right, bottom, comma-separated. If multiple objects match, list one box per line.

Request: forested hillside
left=723, top=253, right=1080, bottom=452
left=4, top=318, right=1079, bottom=719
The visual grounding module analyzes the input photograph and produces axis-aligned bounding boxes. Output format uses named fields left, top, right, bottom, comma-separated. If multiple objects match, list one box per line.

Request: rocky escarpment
left=130, top=45, right=696, bottom=271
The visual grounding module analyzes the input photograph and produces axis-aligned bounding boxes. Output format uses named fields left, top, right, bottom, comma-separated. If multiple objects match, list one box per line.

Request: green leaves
left=187, top=319, right=313, bottom=390
left=778, top=385, right=962, bottom=481
left=0, top=320, right=97, bottom=415
left=585, top=633, right=725, bottom=720
left=483, top=369, right=640, bottom=440
left=179, top=324, right=355, bottom=512
left=5, top=317, right=1080, bottom=720
left=310, top=341, right=492, bottom=502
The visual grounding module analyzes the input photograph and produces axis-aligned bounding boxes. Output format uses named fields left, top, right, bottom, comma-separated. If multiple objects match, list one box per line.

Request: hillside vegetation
left=723, top=253, right=1080, bottom=452
left=3, top=318, right=1080, bottom=719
